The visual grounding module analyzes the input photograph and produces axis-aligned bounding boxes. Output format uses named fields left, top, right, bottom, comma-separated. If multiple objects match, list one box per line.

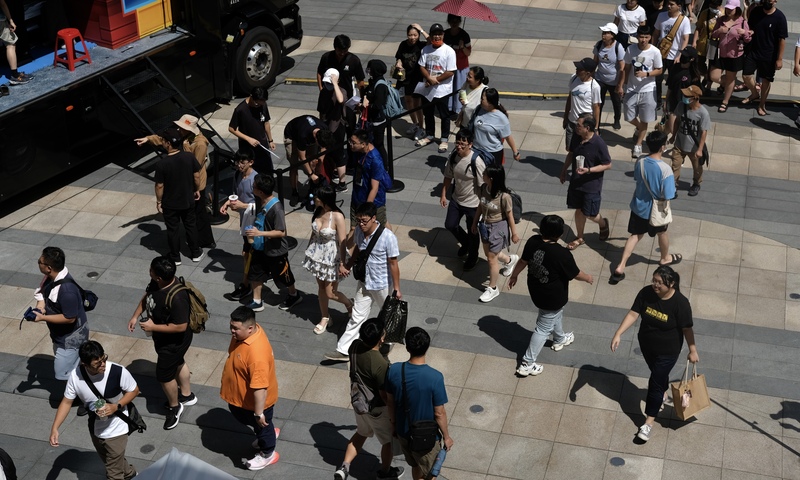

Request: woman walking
left=610, top=265, right=699, bottom=443
left=593, top=23, right=626, bottom=130
left=471, top=164, right=519, bottom=303
left=471, top=88, right=521, bottom=165
left=302, top=185, right=353, bottom=334
left=708, top=0, right=751, bottom=113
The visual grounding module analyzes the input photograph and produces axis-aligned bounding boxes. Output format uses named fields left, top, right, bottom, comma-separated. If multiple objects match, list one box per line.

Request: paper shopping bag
left=671, top=361, right=711, bottom=420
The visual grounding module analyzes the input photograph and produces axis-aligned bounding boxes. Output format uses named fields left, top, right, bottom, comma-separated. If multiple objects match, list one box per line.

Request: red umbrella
left=432, top=0, right=499, bottom=23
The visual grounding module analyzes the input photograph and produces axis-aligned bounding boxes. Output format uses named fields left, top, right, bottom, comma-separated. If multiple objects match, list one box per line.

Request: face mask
left=431, top=38, right=444, bottom=47
left=682, top=95, right=692, bottom=105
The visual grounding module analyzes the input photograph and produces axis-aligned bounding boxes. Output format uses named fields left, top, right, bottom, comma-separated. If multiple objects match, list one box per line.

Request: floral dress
left=302, top=212, right=340, bottom=282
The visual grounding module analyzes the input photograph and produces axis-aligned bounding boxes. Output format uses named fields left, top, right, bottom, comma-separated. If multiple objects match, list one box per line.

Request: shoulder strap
left=263, top=197, right=280, bottom=214
left=401, top=362, right=413, bottom=427
left=79, top=365, right=105, bottom=400
left=164, top=278, right=189, bottom=312
left=80, top=364, right=139, bottom=429
left=639, top=159, right=660, bottom=200
left=51, top=277, right=86, bottom=296
left=361, top=224, right=385, bottom=259
left=665, top=14, right=685, bottom=42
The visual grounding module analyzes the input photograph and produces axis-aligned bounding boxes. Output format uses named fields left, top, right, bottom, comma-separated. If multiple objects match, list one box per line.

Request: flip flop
left=567, top=238, right=585, bottom=250
left=741, top=95, right=760, bottom=105
left=609, top=272, right=626, bottom=285
left=718, top=103, right=728, bottom=113
left=758, top=107, right=769, bottom=116
left=599, top=217, right=610, bottom=241
left=659, top=253, right=683, bottom=267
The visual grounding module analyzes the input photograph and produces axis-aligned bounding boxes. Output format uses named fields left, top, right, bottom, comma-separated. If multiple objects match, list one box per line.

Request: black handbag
left=80, top=365, right=146, bottom=435
left=377, top=290, right=408, bottom=344
left=402, top=363, right=439, bottom=452
left=352, top=224, right=384, bottom=282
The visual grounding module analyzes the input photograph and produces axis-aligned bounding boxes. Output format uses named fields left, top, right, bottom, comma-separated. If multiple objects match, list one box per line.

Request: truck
left=0, top=0, right=302, bottom=206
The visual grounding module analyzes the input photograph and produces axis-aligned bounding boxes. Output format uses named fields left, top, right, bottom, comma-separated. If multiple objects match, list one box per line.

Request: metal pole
left=385, top=116, right=405, bottom=193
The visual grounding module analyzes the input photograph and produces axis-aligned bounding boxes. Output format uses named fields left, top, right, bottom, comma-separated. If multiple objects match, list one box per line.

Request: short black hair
left=41, top=246, right=66, bottom=271
left=351, top=129, right=370, bottom=145
left=235, top=148, right=254, bottom=162
left=253, top=173, right=275, bottom=196
left=359, top=318, right=385, bottom=348
left=455, top=130, right=473, bottom=144
left=578, top=113, right=596, bottom=131
left=333, top=34, right=351, bottom=50
left=79, top=340, right=105, bottom=365
left=646, top=130, right=668, bottom=152
left=637, top=25, right=653, bottom=36
left=355, top=201, right=377, bottom=219
left=160, top=126, right=183, bottom=149
left=405, top=327, right=431, bottom=357
left=539, top=215, right=565, bottom=240
left=316, top=129, right=335, bottom=149
left=367, top=59, right=387, bottom=78
left=150, top=256, right=176, bottom=282
left=250, top=87, right=267, bottom=101
left=230, top=306, right=256, bottom=326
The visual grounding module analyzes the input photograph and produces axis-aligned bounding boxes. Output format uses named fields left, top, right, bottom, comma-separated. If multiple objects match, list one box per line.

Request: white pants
left=336, top=282, right=388, bottom=355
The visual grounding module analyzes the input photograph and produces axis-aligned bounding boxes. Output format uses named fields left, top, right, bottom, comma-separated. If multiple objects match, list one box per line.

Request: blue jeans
left=444, top=200, right=479, bottom=261
left=641, top=350, right=680, bottom=418
left=522, top=308, right=566, bottom=365
left=228, top=404, right=276, bottom=455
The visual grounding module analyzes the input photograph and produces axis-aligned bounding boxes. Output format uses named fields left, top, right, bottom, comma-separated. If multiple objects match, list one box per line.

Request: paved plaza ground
left=2, top=0, right=800, bottom=478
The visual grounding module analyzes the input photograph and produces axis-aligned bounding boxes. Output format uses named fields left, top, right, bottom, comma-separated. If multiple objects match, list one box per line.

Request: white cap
left=599, top=23, right=619, bottom=35
left=322, top=68, right=339, bottom=84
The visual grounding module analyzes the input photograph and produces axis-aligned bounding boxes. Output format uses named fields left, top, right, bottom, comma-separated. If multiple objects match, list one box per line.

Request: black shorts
left=627, top=210, right=668, bottom=237
left=566, top=190, right=601, bottom=217
left=742, top=53, right=776, bottom=82
left=248, top=251, right=295, bottom=288
left=155, top=333, right=193, bottom=383
left=718, top=56, right=744, bottom=73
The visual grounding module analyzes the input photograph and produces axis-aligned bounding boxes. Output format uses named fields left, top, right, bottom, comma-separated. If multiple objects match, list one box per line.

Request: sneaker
left=479, top=286, right=499, bottom=303
left=324, top=351, right=350, bottom=362
left=8, top=72, right=33, bottom=85
left=179, top=392, right=197, bottom=406
left=246, top=451, right=279, bottom=470
left=501, top=254, right=519, bottom=277
left=637, top=423, right=652, bottom=442
left=688, top=183, right=701, bottom=196
left=613, top=120, right=621, bottom=130
left=192, top=250, right=205, bottom=262
left=335, top=182, right=348, bottom=193
left=247, top=300, right=265, bottom=312
left=516, top=362, right=543, bottom=376
left=334, top=465, right=349, bottom=480
left=163, top=403, right=184, bottom=430
left=289, top=191, right=300, bottom=207
left=463, top=257, right=478, bottom=271
left=252, top=427, right=280, bottom=449
left=229, top=284, right=252, bottom=301
left=457, top=245, right=469, bottom=258
left=77, top=405, right=89, bottom=417
left=551, top=332, right=575, bottom=351
left=278, top=293, right=302, bottom=311
left=632, top=144, right=642, bottom=158
left=377, top=466, right=405, bottom=479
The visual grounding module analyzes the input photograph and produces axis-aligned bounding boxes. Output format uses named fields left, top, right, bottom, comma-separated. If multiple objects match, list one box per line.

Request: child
left=220, top=148, right=258, bottom=300
left=245, top=174, right=303, bottom=311
left=471, top=164, right=519, bottom=303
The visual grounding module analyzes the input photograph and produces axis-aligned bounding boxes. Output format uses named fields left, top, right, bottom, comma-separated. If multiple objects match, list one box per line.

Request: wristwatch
left=253, top=411, right=264, bottom=417
left=118, top=403, right=124, bottom=411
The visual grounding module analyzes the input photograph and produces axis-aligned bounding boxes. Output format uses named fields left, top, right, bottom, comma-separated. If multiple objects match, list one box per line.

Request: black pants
left=656, top=58, right=674, bottom=108
left=598, top=81, right=622, bottom=124
left=444, top=200, right=479, bottom=261
left=370, top=121, right=389, bottom=169
left=641, top=349, right=680, bottom=417
left=195, top=188, right=215, bottom=247
left=162, top=206, right=201, bottom=262
left=253, top=149, right=274, bottom=177
left=422, top=96, right=450, bottom=140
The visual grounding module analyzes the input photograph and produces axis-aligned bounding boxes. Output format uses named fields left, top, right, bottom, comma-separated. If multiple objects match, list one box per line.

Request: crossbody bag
left=402, top=362, right=439, bottom=452
left=639, top=160, right=672, bottom=227
left=79, top=364, right=146, bottom=435
left=658, top=15, right=685, bottom=58
left=353, top=224, right=385, bottom=282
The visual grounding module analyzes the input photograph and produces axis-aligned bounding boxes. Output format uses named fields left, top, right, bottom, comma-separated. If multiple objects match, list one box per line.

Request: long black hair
left=312, top=184, right=343, bottom=220
left=484, top=164, right=509, bottom=199
left=482, top=88, right=508, bottom=117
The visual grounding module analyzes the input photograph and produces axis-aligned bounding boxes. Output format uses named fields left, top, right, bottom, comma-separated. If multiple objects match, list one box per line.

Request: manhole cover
left=425, top=317, right=438, bottom=325
left=609, top=457, right=625, bottom=466
left=140, top=444, right=156, bottom=454
left=790, top=293, right=800, bottom=299
left=87, top=272, right=99, bottom=279
left=469, top=405, right=484, bottom=414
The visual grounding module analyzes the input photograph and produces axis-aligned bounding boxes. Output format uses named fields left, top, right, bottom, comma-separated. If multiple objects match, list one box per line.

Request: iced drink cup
left=575, top=155, right=585, bottom=170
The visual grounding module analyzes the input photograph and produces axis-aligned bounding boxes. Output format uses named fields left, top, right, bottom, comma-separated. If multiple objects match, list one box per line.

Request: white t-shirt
left=624, top=44, right=662, bottom=93
left=655, top=12, right=691, bottom=60
left=65, top=361, right=138, bottom=439
left=615, top=4, right=647, bottom=34
left=593, top=41, right=625, bottom=85
left=567, top=75, right=602, bottom=122
left=415, top=44, right=457, bottom=101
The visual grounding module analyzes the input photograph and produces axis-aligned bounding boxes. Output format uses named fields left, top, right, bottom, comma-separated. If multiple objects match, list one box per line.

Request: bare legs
left=316, top=278, right=352, bottom=319
left=614, top=231, right=670, bottom=276
left=483, top=243, right=511, bottom=289
left=162, top=363, right=191, bottom=407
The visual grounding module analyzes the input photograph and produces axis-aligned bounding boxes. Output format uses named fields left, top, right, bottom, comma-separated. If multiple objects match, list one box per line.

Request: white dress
left=302, top=213, right=340, bottom=282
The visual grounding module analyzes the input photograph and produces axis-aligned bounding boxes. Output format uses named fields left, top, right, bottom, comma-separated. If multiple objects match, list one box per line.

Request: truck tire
left=235, top=26, right=281, bottom=94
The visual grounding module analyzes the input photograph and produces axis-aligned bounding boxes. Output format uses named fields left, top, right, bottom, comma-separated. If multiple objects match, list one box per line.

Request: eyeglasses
left=356, top=216, right=374, bottom=225
left=37, top=260, right=51, bottom=268
left=651, top=280, right=665, bottom=287
left=348, top=140, right=364, bottom=146
left=86, top=354, right=108, bottom=369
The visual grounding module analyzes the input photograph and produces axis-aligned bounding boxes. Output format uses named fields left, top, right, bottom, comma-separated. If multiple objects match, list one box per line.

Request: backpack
left=508, top=190, right=523, bottom=224
left=50, top=277, right=99, bottom=312
left=252, top=197, right=280, bottom=251
left=594, top=39, right=624, bottom=63
left=375, top=78, right=405, bottom=119
left=349, top=350, right=376, bottom=415
left=165, top=277, right=209, bottom=334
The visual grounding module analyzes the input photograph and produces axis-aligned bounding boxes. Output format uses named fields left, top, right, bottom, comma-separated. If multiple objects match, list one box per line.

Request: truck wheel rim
left=246, top=41, right=272, bottom=82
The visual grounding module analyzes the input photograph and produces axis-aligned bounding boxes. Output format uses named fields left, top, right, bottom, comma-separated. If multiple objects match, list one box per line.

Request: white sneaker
left=516, top=362, right=543, bottom=376
left=192, top=250, right=205, bottom=262
left=632, top=144, right=642, bottom=158
left=246, top=451, right=279, bottom=470
left=551, top=332, right=575, bottom=351
left=637, top=423, right=652, bottom=442
left=501, top=254, right=519, bottom=277
left=479, top=286, right=499, bottom=303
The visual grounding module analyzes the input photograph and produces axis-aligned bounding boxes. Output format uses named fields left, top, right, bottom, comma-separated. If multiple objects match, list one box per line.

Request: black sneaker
left=688, top=183, right=701, bottom=197
left=162, top=392, right=198, bottom=409
left=613, top=121, right=621, bottom=130
left=457, top=245, right=469, bottom=258
left=464, top=257, right=479, bottom=271
left=377, top=466, right=405, bottom=479
left=334, top=465, right=349, bottom=480
left=289, top=191, right=300, bottom=207
left=8, top=72, right=33, bottom=85
left=278, top=293, right=302, bottom=311
left=335, top=182, right=348, bottom=193
left=164, top=403, right=184, bottom=430
left=229, top=284, right=252, bottom=301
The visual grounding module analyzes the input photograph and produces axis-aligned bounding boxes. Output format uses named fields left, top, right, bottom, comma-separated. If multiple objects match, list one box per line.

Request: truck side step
left=128, top=86, right=177, bottom=112
left=280, top=17, right=295, bottom=28
left=283, top=38, right=300, bottom=52
left=113, top=69, right=159, bottom=92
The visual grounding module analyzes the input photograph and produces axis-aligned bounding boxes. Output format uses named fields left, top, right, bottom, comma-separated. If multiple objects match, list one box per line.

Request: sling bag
left=79, top=364, right=146, bottom=435
left=402, top=362, right=439, bottom=452
left=352, top=224, right=385, bottom=282
left=658, top=15, right=685, bottom=58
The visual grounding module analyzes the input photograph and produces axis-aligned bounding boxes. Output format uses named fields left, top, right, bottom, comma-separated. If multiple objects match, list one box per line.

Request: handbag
left=377, top=290, right=408, bottom=344
left=349, top=351, right=376, bottom=415
left=80, top=365, right=147, bottom=435
left=402, top=362, right=439, bottom=452
left=658, top=15, right=685, bottom=58
left=639, top=160, right=673, bottom=227
left=670, top=360, right=711, bottom=420
left=353, top=224, right=385, bottom=282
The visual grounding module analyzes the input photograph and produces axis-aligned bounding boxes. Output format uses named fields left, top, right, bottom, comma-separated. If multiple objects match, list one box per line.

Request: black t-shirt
left=317, top=50, right=365, bottom=99
left=666, top=63, right=700, bottom=104
left=365, top=79, right=389, bottom=123
left=154, top=151, right=201, bottom=210
left=747, top=7, right=788, bottom=61
left=283, top=115, right=326, bottom=151
left=632, top=286, right=693, bottom=356
left=318, top=84, right=345, bottom=123
left=521, top=236, right=580, bottom=311
left=645, top=3, right=668, bottom=31
left=395, top=40, right=426, bottom=86
left=229, top=100, right=271, bottom=151
left=569, top=134, right=611, bottom=194
left=145, top=279, right=193, bottom=350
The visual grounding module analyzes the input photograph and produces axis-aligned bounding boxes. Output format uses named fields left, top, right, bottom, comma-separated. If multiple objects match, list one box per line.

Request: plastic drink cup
left=228, top=194, right=238, bottom=203
left=245, top=226, right=255, bottom=244
left=93, top=398, right=106, bottom=414
left=139, top=316, right=152, bottom=337
left=459, top=90, right=468, bottom=103
left=575, top=155, right=585, bottom=170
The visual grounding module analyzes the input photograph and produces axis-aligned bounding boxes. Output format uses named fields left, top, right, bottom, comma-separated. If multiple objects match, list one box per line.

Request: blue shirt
left=385, top=362, right=448, bottom=437
left=352, top=148, right=387, bottom=207
left=631, top=156, right=675, bottom=219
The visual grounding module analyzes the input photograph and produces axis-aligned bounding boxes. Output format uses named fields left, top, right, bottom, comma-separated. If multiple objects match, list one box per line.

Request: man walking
left=229, top=87, right=277, bottom=175
left=741, top=0, right=787, bottom=117
left=558, top=114, right=612, bottom=250
left=50, top=340, right=139, bottom=480
left=334, top=319, right=404, bottom=480
left=611, top=131, right=682, bottom=285
left=326, top=202, right=400, bottom=362
left=668, top=85, right=710, bottom=196
left=349, top=129, right=392, bottom=235
left=154, top=127, right=204, bottom=265
left=508, top=216, right=594, bottom=376
left=618, top=25, right=663, bottom=158
left=563, top=57, right=601, bottom=154
left=654, top=0, right=691, bottom=107
left=385, top=327, right=454, bottom=480
left=221, top=306, right=281, bottom=471
left=127, top=257, right=197, bottom=430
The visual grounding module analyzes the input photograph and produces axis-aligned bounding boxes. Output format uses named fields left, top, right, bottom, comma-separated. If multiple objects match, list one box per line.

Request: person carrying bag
left=402, top=362, right=439, bottom=452
left=640, top=160, right=672, bottom=227
left=80, top=364, right=147, bottom=435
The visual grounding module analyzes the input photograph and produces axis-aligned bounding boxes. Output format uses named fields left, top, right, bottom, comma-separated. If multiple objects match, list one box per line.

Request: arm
left=317, top=71, right=324, bottom=91
left=440, top=177, right=452, bottom=208
left=264, top=122, right=275, bottom=150
left=387, top=257, right=402, bottom=299
left=683, top=327, right=699, bottom=363
left=507, top=259, right=529, bottom=290
left=696, top=128, right=708, bottom=153
left=434, top=404, right=454, bottom=450
left=49, top=396, right=75, bottom=446
left=252, top=388, right=269, bottom=427
left=97, top=385, right=140, bottom=418
left=617, top=63, right=630, bottom=96
left=795, top=43, right=800, bottom=76
left=127, top=293, right=146, bottom=332
left=193, top=171, right=202, bottom=192
left=610, top=310, right=639, bottom=352
left=592, top=102, right=601, bottom=132
left=135, top=134, right=162, bottom=147
left=141, top=321, right=189, bottom=334
left=574, top=270, right=594, bottom=284
left=228, top=126, right=261, bottom=148
left=776, top=37, right=786, bottom=70
left=33, top=312, right=76, bottom=325
left=559, top=152, right=573, bottom=185
left=505, top=197, right=519, bottom=244
left=0, top=0, right=14, bottom=31
left=563, top=95, right=572, bottom=129
left=366, top=178, right=380, bottom=203
left=155, top=183, right=164, bottom=213
left=505, top=135, right=521, bottom=161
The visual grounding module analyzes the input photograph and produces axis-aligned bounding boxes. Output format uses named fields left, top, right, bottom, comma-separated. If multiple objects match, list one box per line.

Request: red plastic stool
left=54, top=28, right=92, bottom=71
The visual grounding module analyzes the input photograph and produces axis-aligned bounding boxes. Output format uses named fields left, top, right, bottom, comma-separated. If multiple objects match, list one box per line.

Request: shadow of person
left=569, top=365, right=649, bottom=431
left=14, top=354, right=65, bottom=408
left=477, top=315, right=534, bottom=363
left=771, top=400, right=800, bottom=433
left=122, top=359, right=165, bottom=415
left=309, top=420, right=381, bottom=477
left=195, top=407, right=261, bottom=470
left=45, top=449, right=104, bottom=480
left=522, top=155, right=568, bottom=179
left=204, top=248, right=249, bottom=287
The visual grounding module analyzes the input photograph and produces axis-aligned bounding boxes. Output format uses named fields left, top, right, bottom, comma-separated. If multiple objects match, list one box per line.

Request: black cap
left=680, top=46, right=698, bottom=59
left=430, top=23, right=445, bottom=34
left=573, top=57, right=598, bottom=72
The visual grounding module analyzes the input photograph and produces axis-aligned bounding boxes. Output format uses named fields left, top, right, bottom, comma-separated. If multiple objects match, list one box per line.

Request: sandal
left=609, top=271, right=626, bottom=285
left=567, top=238, right=585, bottom=250
left=313, top=317, right=330, bottom=335
left=733, top=82, right=748, bottom=92
left=758, top=107, right=768, bottom=116
left=741, top=95, right=760, bottom=105
left=599, top=217, right=610, bottom=241
left=718, top=103, right=728, bottom=113
left=438, top=142, right=449, bottom=153
left=415, top=137, right=433, bottom=147
left=659, top=253, right=683, bottom=267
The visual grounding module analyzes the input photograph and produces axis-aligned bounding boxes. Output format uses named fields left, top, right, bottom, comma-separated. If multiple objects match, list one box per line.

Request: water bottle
left=429, top=446, right=447, bottom=477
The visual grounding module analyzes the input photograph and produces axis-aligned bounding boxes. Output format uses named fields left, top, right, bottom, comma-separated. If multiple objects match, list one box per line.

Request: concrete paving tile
left=118, top=193, right=158, bottom=218
left=721, top=470, right=781, bottom=480
left=734, top=295, right=785, bottom=329
left=722, top=428, right=783, bottom=477
left=464, top=354, right=519, bottom=395
left=737, top=267, right=786, bottom=299
left=445, top=425, right=500, bottom=475
left=81, top=190, right=136, bottom=216
left=298, top=366, right=351, bottom=409
left=603, top=451, right=663, bottom=480
left=22, top=207, right=79, bottom=234
left=93, top=215, right=141, bottom=242
left=687, top=288, right=737, bottom=323
left=750, top=140, right=788, bottom=161
left=661, top=459, right=722, bottom=480
left=426, top=347, right=475, bottom=388
left=608, top=410, right=668, bottom=458
left=723, top=390, right=785, bottom=437
left=555, top=404, right=616, bottom=450
left=543, top=442, right=606, bottom=479
left=710, top=136, right=751, bottom=157
left=87, top=331, right=136, bottom=360
left=45, top=186, right=100, bottom=210
left=592, top=276, right=643, bottom=309
left=749, top=157, right=790, bottom=179
left=566, top=368, right=624, bottom=412
left=665, top=421, right=725, bottom=467
left=781, top=436, right=800, bottom=480
left=788, top=302, right=800, bottom=331
left=0, top=204, right=43, bottom=229
left=451, top=388, right=513, bottom=433
left=58, top=211, right=115, bottom=238
left=0, top=284, right=35, bottom=320
left=695, top=237, right=742, bottom=266
left=617, top=375, right=648, bottom=416
left=741, top=242, right=788, bottom=272
left=275, top=359, right=317, bottom=401
left=119, top=338, right=160, bottom=376
left=502, top=396, right=563, bottom=441
left=788, top=247, right=800, bottom=274
left=691, top=262, right=740, bottom=294
left=514, top=363, right=574, bottom=403
left=441, top=468, right=487, bottom=480
left=181, top=347, right=226, bottom=386
left=487, top=434, right=552, bottom=480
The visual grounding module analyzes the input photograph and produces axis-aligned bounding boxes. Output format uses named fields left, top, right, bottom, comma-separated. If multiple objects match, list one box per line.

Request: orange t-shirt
left=220, top=324, right=278, bottom=411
